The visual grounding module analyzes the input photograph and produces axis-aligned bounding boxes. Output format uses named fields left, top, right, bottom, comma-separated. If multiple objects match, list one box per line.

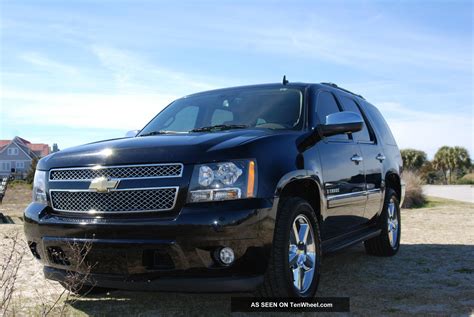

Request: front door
left=314, top=91, right=367, bottom=239
left=336, top=95, right=383, bottom=221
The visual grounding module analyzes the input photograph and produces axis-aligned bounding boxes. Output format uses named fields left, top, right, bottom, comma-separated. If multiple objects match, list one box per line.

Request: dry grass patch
left=402, top=171, right=426, bottom=208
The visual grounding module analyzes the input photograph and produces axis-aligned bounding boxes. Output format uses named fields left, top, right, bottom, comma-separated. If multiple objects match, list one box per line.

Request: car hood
left=38, top=129, right=297, bottom=170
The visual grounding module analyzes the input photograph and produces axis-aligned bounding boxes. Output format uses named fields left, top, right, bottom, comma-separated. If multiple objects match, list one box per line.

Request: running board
left=322, top=227, right=381, bottom=254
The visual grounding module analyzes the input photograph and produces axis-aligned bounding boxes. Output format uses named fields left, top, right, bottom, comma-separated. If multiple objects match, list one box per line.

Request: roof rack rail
left=320, top=82, right=365, bottom=100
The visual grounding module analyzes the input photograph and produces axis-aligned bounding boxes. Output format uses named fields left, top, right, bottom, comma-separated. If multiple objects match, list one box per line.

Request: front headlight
left=188, top=160, right=257, bottom=203
left=32, top=170, right=47, bottom=205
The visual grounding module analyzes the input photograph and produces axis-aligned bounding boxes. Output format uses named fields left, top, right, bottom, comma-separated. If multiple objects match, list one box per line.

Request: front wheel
left=364, top=188, right=401, bottom=256
left=257, top=197, right=321, bottom=297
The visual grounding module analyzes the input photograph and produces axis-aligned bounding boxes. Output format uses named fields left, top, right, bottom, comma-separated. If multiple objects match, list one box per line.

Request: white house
left=0, top=136, right=52, bottom=179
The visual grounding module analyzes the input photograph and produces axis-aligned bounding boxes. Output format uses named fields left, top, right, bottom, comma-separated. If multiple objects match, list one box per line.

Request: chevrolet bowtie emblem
left=89, top=177, right=119, bottom=193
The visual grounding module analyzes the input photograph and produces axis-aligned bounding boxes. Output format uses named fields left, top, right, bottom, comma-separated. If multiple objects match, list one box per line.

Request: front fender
left=275, top=169, right=325, bottom=219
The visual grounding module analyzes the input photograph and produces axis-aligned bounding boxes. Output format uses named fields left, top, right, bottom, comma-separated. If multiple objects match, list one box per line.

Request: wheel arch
left=385, top=171, right=401, bottom=202
left=274, top=170, right=325, bottom=225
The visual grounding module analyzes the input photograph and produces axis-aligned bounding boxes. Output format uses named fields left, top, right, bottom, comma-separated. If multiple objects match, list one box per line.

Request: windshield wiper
left=190, top=124, right=249, bottom=133
left=139, top=130, right=178, bottom=137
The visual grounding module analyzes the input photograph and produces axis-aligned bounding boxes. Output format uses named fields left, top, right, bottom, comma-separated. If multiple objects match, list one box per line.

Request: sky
left=0, top=0, right=472, bottom=158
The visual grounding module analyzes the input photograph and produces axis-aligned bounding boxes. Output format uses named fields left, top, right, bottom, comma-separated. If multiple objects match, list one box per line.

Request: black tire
left=364, top=188, right=401, bottom=256
left=59, top=281, right=111, bottom=296
left=257, top=197, right=322, bottom=297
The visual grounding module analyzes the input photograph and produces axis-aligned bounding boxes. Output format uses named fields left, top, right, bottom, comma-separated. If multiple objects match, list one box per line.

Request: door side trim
left=327, top=191, right=367, bottom=208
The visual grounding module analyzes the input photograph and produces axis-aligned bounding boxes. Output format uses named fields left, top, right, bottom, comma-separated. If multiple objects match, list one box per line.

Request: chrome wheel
left=387, top=199, right=399, bottom=249
left=289, top=214, right=316, bottom=294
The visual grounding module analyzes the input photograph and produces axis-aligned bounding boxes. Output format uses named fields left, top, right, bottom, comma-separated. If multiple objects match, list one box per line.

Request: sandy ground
left=1, top=185, right=473, bottom=316
left=423, top=185, right=474, bottom=204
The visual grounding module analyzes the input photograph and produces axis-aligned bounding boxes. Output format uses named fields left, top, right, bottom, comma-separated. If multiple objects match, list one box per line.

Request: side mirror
left=319, top=111, right=363, bottom=137
left=125, top=130, right=140, bottom=138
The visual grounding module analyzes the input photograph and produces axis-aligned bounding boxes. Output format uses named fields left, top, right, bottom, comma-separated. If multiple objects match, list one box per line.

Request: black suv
left=24, top=82, right=404, bottom=297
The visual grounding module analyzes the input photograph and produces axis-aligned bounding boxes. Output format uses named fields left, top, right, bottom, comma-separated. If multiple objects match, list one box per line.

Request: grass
left=8, top=179, right=32, bottom=188
left=0, top=183, right=32, bottom=219
left=401, top=194, right=472, bottom=209
left=456, top=173, right=474, bottom=185
left=420, top=196, right=472, bottom=209
left=420, top=196, right=450, bottom=208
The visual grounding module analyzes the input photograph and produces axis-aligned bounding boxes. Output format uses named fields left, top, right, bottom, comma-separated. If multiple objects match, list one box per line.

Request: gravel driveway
left=423, top=185, right=474, bottom=203
left=1, top=187, right=473, bottom=316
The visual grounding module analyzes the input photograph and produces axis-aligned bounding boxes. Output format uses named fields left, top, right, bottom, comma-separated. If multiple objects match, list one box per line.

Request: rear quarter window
left=338, top=96, right=373, bottom=142
left=362, top=101, right=397, bottom=146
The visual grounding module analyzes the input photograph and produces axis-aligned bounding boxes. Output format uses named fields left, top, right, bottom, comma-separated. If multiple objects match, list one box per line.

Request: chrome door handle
left=376, top=154, right=386, bottom=162
left=351, top=154, right=363, bottom=164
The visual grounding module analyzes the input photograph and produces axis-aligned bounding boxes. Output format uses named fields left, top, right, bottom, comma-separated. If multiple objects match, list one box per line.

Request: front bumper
left=44, top=267, right=264, bottom=292
left=24, top=198, right=276, bottom=292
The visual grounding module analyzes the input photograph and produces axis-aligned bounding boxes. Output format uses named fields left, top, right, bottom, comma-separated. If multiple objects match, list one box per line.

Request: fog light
left=28, top=241, right=41, bottom=260
left=215, top=247, right=235, bottom=266
left=189, top=188, right=241, bottom=202
left=189, top=190, right=213, bottom=202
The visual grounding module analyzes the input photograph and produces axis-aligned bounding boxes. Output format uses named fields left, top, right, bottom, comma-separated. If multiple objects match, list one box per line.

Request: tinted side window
left=339, top=96, right=372, bottom=142
left=316, top=91, right=348, bottom=140
left=363, top=101, right=397, bottom=146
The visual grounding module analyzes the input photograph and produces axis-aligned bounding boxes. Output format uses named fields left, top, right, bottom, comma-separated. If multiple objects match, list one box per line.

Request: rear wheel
left=364, top=188, right=401, bottom=256
left=257, top=197, right=321, bottom=297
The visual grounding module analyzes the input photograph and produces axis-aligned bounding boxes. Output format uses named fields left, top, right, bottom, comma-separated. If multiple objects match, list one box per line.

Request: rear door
left=315, top=91, right=367, bottom=239
left=337, top=95, right=383, bottom=221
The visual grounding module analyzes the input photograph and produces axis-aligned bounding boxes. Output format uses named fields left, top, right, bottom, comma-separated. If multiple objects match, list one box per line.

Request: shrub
left=8, top=179, right=27, bottom=187
left=401, top=171, right=426, bottom=208
left=419, top=161, right=444, bottom=184
left=26, top=158, right=38, bottom=184
left=457, top=173, right=474, bottom=185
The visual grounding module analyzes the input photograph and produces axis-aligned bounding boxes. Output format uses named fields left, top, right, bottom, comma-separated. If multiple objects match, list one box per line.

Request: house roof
left=29, top=143, right=50, bottom=157
left=15, top=136, right=31, bottom=145
left=0, top=137, right=50, bottom=158
left=0, top=140, right=10, bottom=148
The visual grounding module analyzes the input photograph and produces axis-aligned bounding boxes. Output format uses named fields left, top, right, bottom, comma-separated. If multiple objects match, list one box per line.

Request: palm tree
left=451, top=146, right=471, bottom=181
left=400, top=149, right=427, bottom=171
left=433, top=146, right=450, bottom=184
left=433, top=146, right=471, bottom=184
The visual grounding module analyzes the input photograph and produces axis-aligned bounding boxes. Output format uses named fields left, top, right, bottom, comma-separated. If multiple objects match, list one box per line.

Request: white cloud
left=90, top=45, right=222, bottom=93
left=250, top=27, right=470, bottom=72
left=177, top=8, right=471, bottom=74
left=20, top=52, right=79, bottom=75
left=1, top=46, right=238, bottom=149
left=378, top=102, right=473, bottom=158
left=2, top=46, right=233, bottom=140
left=1, top=88, right=177, bottom=131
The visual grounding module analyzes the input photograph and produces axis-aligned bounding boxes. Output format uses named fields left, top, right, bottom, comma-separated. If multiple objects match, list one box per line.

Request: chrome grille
left=50, top=164, right=183, bottom=181
left=50, top=188, right=178, bottom=213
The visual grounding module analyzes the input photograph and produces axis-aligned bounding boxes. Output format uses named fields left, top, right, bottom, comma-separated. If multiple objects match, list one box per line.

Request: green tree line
left=401, top=146, right=472, bottom=184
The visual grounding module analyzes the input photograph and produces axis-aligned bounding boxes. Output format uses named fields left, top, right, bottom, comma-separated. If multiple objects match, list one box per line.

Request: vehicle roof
left=184, top=82, right=365, bottom=102
left=183, top=82, right=310, bottom=98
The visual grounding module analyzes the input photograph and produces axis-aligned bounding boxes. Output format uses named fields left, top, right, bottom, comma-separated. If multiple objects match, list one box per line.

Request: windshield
left=138, top=87, right=304, bottom=135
